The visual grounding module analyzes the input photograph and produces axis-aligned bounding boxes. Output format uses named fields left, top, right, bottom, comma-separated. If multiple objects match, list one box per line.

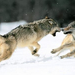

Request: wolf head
left=62, top=21, right=75, bottom=35
left=45, top=17, right=61, bottom=36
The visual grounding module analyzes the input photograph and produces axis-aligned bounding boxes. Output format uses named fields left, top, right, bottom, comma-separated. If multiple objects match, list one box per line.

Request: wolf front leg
left=51, top=45, right=66, bottom=54
left=28, top=46, right=34, bottom=54
left=51, top=42, right=75, bottom=54
left=60, top=49, right=75, bottom=59
left=31, top=42, right=40, bottom=56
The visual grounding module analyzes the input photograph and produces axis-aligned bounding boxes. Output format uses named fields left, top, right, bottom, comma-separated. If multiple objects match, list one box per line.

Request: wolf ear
left=49, top=21, right=53, bottom=25
left=45, top=16, right=49, bottom=19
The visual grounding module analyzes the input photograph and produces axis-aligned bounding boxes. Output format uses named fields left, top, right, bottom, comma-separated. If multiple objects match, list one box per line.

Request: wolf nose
left=62, top=29, right=64, bottom=31
left=61, top=28, right=64, bottom=31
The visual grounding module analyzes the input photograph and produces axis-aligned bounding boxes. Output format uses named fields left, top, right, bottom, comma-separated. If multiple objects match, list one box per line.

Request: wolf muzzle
left=64, top=30, right=72, bottom=34
left=61, top=28, right=72, bottom=34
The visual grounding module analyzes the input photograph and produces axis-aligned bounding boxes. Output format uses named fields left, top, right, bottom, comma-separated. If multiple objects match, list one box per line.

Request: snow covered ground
left=0, top=21, right=75, bottom=75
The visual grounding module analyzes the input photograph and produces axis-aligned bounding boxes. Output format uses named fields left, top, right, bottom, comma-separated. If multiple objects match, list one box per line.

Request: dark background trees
left=0, top=0, right=75, bottom=27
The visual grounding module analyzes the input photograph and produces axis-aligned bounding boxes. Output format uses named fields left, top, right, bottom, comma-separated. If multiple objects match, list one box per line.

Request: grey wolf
left=0, top=18, right=61, bottom=62
left=51, top=21, right=75, bottom=59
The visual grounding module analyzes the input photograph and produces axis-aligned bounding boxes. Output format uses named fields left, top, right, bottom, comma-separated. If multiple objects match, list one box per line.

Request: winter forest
left=0, top=0, right=75, bottom=27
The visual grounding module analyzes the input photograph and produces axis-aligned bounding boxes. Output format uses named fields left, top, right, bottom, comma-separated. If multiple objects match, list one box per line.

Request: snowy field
left=0, top=21, right=75, bottom=75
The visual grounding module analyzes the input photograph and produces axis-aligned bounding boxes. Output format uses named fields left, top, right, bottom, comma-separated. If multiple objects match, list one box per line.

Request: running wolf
left=0, top=18, right=61, bottom=62
left=51, top=21, right=75, bottom=59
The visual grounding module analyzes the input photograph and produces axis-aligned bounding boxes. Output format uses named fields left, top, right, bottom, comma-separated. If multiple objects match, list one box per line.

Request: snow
left=0, top=21, right=75, bottom=75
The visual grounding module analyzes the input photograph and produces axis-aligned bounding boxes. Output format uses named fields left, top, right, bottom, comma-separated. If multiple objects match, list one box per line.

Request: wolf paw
left=32, top=49, right=37, bottom=55
left=34, top=54, right=39, bottom=57
left=51, top=49, right=57, bottom=54
left=60, top=56, right=64, bottom=59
